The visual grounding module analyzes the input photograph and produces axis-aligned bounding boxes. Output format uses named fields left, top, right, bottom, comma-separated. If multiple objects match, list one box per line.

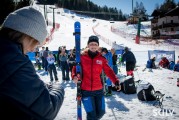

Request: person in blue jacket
left=0, top=6, right=64, bottom=120
left=174, top=61, right=179, bottom=72
left=144, top=56, right=156, bottom=72
left=101, top=47, right=113, bottom=96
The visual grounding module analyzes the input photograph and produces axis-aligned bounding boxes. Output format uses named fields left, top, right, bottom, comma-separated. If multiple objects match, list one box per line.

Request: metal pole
left=44, top=4, right=46, bottom=19
left=136, top=17, right=141, bottom=44
left=53, top=8, right=55, bottom=28
left=50, top=7, right=56, bottom=28
left=132, top=0, right=133, bottom=14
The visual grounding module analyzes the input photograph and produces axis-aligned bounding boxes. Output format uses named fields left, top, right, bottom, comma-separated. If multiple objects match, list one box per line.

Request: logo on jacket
left=96, top=60, right=102, bottom=65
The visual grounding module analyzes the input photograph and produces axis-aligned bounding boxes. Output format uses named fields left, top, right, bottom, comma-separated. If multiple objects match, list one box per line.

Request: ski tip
left=74, top=21, right=81, bottom=27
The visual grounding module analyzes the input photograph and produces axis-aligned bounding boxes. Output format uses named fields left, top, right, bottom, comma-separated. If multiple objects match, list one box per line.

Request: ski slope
left=32, top=3, right=179, bottom=120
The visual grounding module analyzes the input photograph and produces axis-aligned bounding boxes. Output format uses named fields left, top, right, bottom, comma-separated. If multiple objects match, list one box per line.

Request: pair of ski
left=73, top=22, right=109, bottom=120
left=101, top=71, right=109, bottom=96
left=73, top=21, right=82, bottom=120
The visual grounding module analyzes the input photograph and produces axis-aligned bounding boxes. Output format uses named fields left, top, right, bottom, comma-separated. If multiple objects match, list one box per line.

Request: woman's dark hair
left=101, top=47, right=108, bottom=53
left=0, top=27, right=24, bottom=43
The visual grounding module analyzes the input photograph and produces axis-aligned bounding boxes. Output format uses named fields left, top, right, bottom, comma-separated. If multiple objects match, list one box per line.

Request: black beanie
left=88, top=35, right=99, bottom=45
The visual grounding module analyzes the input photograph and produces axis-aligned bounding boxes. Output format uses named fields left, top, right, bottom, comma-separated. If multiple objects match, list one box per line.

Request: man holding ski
left=72, top=35, right=121, bottom=120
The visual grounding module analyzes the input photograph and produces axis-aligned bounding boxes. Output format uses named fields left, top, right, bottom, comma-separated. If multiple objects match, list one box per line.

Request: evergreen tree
left=155, top=3, right=160, bottom=10
left=133, top=1, right=147, bottom=16
left=0, top=0, right=32, bottom=25
left=160, top=0, right=176, bottom=11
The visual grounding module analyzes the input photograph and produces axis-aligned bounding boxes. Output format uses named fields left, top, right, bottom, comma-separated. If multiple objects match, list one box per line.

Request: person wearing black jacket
left=121, top=47, right=136, bottom=77
left=0, top=6, right=64, bottom=120
left=111, top=48, right=118, bottom=74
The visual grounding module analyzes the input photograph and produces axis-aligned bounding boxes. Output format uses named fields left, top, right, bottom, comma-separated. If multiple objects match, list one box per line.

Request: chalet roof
left=151, top=10, right=165, bottom=17
left=165, top=6, right=179, bottom=16
left=36, top=0, right=58, bottom=5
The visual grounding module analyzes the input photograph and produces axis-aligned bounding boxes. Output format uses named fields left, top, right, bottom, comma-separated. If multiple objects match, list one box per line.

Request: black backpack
left=136, top=80, right=156, bottom=101
left=120, top=76, right=136, bottom=94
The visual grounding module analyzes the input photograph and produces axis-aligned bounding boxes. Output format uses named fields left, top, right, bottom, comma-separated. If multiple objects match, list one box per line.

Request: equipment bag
left=120, top=76, right=136, bottom=94
left=136, top=80, right=156, bottom=101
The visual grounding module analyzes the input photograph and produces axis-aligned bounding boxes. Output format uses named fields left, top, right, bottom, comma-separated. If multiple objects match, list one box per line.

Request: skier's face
left=88, top=42, right=99, bottom=52
left=22, top=36, right=39, bottom=54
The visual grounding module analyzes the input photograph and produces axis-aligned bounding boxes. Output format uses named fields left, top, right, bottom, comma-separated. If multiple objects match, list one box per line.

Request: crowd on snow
left=144, top=55, right=179, bottom=72
left=34, top=44, right=179, bottom=84
left=34, top=46, right=120, bottom=81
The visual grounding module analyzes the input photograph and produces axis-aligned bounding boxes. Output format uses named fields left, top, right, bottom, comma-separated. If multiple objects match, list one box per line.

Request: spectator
left=177, top=56, right=179, bottom=64
left=143, top=56, right=156, bottom=72
left=34, top=47, right=40, bottom=68
left=174, top=61, right=179, bottom=72
left=43, top=47, right=49, bottom=74
left=121, top=47, right=136, bottom=77
left=159, top=57, right=170, bottom=68
left=59, top=50, right=70, bottom=80
left=168, top=61, right=175, bottom=70
left=47, top=51, right=58, bottom=83
left=40, top=46, right=45, bottom=69
left=111, top=48, right=118, bottom=74
left=0, top=6, right=64, bottom=120
left=57, top=46, right=62, bottom=70
left=68, top=49, right=76, bottom=79
left=35, top=53, right=41, bottom=70
left=101, top=47, right=113, bottom=96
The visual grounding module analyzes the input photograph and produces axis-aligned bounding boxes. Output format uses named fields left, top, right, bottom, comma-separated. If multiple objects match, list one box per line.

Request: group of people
left=35, top=46, right=59, bottom=83
left=56, top=46, right=76, bottom=80
left=144, top=56, right=179, bottom=72
left=33, top=44, right=77, bottom=83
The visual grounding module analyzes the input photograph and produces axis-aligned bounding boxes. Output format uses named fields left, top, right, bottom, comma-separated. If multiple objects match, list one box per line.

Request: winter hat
left=124, top=47, right=129, bottom=52
left=88, top=35, right=99, bottom=45
left=2, top=6, right=47, bottom=45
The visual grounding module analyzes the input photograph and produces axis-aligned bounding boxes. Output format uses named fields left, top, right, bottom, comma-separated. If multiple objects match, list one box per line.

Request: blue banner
left=26, top=52, right=36, bottom=61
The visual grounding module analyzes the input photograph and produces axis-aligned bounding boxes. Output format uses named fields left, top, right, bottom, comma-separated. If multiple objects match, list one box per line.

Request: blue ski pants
left=82, top=89, right=105, bottom=120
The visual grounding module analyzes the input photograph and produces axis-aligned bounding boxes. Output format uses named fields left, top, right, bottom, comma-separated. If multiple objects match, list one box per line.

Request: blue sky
left=89, top=0, right=179, bottom=15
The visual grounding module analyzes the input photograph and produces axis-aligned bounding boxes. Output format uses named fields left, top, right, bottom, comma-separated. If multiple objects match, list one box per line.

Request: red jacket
left=159, top=57, right=169, bottom=68
left=72, top=52, right=119, bottom=91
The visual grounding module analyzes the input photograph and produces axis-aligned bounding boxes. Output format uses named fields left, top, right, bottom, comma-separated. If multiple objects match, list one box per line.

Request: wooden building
left=151, top=6, right=179, bottom=39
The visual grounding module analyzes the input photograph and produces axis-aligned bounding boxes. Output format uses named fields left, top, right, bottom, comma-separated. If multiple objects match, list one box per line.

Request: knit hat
left=88, top=35, right=99, bottom=45
left=124, top=47, right=129, bottom=52
left=2, top=6, right=47, bottom=45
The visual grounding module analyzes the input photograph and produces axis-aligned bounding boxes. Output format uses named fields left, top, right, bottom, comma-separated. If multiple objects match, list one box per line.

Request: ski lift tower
left=49, top=6, right=57, bottom=28
left=135, top=16, right=141, bottom=44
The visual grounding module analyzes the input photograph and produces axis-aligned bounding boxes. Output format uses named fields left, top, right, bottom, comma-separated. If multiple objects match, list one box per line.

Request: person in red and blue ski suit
left=72, top=35, right=121, bottom=120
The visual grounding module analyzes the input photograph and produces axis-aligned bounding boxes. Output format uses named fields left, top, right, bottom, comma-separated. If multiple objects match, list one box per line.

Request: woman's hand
left=73, top=76, right=78, bottom=84
left=115, top=80, right=121, bottom=91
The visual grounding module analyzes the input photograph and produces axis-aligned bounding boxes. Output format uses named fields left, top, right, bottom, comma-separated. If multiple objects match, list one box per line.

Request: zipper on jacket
left=91, top=58, right=94, bottom=91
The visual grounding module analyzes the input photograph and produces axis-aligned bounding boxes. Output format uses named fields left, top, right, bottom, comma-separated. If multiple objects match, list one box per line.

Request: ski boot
left=105, top=86, right=112, bottom=96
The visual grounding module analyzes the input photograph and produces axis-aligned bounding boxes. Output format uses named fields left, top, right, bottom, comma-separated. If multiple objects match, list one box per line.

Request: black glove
left=115, top=81, right=121, bottom=91
left=115, top=80, right=120, bottom=86
left=46, top=83, right=52, bottom=89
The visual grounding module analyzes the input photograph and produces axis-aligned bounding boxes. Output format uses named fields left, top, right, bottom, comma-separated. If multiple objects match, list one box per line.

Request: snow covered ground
left=33, top=3, right=179, bottom=120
